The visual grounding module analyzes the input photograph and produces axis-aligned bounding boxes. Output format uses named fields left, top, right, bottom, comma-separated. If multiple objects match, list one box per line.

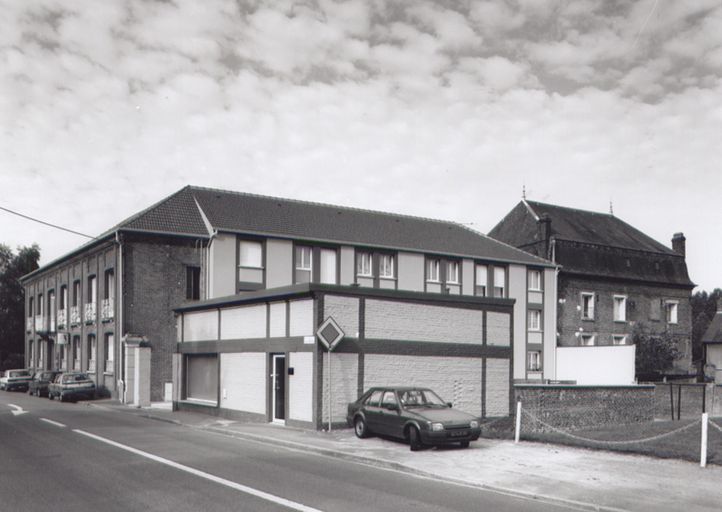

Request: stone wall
left=515, top=384, right=655, bottom=433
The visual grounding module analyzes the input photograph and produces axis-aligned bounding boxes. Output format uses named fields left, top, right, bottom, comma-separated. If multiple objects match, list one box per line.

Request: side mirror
left=446, top=402, right=453, bottom=408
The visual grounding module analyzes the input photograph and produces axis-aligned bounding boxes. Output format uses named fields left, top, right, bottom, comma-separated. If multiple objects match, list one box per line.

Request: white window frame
left=666, top=301, right=679, bottom=324
left=446, top=261, right=460, bottom=285
left=613, top=295, right=627, bottom=322
left=475, top=264, right=488, bottom=297
left=579, top=334, right=596, bottom=346
left=493, top=267, right=506, bottom=297
left=528, top=309, right=541, bottom=331
left=379, top=254, right=395, bottom=279
left=527, top=351, right=542, bottom=371
left=528, top=269, right=542, bottom=291
left=581, top=292, right=595, bottom=320
left=239, top=240, right=263, bottom=268
left=612, top=335, right=627, bottom=345
left=104, top=333, right=114, bottom=373
left=426, top=259, right=441, bottom=283
left=356, top=251, right=373, bottom=277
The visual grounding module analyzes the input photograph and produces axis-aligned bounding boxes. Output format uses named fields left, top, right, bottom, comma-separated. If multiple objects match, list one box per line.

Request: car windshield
left=399, top=389, right=448, bottom=408
left=9, top=370, right=30, bottom=377
left=62, top=374, right=89, bottom=383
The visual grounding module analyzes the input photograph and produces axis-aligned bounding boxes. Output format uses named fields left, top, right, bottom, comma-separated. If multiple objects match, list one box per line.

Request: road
left=0, top=391, right=576, bottom=512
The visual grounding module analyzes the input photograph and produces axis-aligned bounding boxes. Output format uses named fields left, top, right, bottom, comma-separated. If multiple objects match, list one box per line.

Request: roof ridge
left=188, top=185, right=462, bottom=227
left=525, top=199, right=614, bottom=218
left=457, top=222, right=554, bottom=266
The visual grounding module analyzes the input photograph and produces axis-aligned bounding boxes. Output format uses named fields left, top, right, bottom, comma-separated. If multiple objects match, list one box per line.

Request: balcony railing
left=26, top=317, right=33, bottom=332
left=57, top=309, right=67, bottom=330
left=34, top=315, right=48, bottom=333
left=84, top=302, right=96, bottom=324
left=101, top=298, right=114, bottom=322
left=70, top=306, right=81, bottom=326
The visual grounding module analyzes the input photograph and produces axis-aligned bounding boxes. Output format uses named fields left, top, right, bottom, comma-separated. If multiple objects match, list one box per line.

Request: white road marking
left=40, top=418, right=66, bottom=428
left=8, top=404, right=28, bottom=416
left=72, top=429, right=325, bottom=512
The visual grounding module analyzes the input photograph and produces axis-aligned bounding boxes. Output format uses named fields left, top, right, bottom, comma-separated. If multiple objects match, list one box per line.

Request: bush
left=634, top=325, right=680, bottom=381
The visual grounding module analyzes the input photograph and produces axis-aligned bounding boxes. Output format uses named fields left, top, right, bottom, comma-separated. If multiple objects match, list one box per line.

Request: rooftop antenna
left=522, top=184, right=526, bottom=200
left=609, top=200, right=614, bottom=216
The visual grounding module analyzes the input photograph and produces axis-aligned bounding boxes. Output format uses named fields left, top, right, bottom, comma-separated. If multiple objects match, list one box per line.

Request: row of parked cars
left=0, top=368, right=96, bottom=402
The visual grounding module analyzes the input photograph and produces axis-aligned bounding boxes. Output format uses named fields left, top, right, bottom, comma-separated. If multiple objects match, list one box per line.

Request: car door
left=362, top=389, right=384, bottom=433
left=377, top=390, right=404, bottom=438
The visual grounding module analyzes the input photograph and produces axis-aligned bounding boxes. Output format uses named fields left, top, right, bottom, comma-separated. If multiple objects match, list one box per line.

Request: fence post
left=669, top=384, right=674, bottom=420
left=700, top=412, right=708, bottom=468
left=677, top=385, right=682, bottom=420
left=514, top=401, right=522, bottom=444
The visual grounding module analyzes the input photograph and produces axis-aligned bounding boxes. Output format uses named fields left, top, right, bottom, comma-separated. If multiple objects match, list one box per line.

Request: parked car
left=347, top=387, right=481, bottom=451
left=0, top=369, right=33, bottom=392
left=28, top=370, right=61, bottom=397
left=48, top=372, right=96, bottom=402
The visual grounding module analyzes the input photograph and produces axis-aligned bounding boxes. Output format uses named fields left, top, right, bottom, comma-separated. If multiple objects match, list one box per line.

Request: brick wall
left=124, top=235, right=202, bottom=401
left=515, top=385, right=655, bottom=432
left=557, top=276, right=692, bottom=373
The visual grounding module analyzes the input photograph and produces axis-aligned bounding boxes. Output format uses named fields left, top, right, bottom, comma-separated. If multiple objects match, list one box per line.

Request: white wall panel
left=289, top=352, right=313, bottom=422
left=183, top=311, right=218, bottom=341
left=556, top=346, right=636, bottom=385
left=220, top=353, right=267, bottom=414
left=323, top=295, right=359, bottom=338
left=487, top=312, right=511, bottom=347
left=321, top=353, right=359, bottom=423
left=486, top=358, right=510, bottom=416
left=289, top=299, right=314, bottom=337
left=220, top=304, right=267, bottom=340
left=269, top=302, right=287, bottom=338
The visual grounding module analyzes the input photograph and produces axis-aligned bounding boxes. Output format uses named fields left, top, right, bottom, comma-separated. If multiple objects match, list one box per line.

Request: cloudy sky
left=1, top=0, right=720, bottom=291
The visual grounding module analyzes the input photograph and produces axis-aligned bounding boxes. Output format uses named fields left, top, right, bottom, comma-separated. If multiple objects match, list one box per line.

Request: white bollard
left=700, top=412, right=708, bottom=468
left=515, top=401, right=522, bottom=444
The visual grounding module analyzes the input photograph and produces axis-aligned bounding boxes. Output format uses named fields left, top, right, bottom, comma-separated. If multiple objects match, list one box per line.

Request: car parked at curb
left=0, top=369, right=33, bottom=392
left=347, top=387, right=481, bottom=451
left=48, top=372, right=96, bottom=402
left=28, top=370, right=61, bottom=397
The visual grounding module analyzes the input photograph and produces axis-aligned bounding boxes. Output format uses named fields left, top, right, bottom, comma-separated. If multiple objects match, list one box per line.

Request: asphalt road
left=0, top=391, right=576, bottom=512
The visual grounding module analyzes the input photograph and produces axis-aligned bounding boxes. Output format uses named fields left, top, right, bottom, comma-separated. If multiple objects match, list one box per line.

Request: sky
left=1, top=0, right=720, bottom=291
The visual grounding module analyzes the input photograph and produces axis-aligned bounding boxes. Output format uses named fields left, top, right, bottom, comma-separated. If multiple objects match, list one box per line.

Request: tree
left=633, top=324, right=680, bottom=381
left=691, top=288, right=722, bottom=363
left=0, top=244, right=40, bottom=368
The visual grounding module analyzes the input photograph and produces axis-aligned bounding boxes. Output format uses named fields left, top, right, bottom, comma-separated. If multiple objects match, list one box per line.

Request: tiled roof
left=120, top=186, right=551, bottom=265
left=524, top=200, right=677, bottom=255
left=702, top=311, right=722, bottom=344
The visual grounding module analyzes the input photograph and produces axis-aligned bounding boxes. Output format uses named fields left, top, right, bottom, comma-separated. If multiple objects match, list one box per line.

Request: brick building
left=23, top=186, right=557, bottom=428
left=489, top=200, right=695, bottom=381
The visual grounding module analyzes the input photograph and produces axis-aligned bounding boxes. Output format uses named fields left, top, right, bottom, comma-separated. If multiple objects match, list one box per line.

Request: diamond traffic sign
left=317, top=317, right=344, bottom=351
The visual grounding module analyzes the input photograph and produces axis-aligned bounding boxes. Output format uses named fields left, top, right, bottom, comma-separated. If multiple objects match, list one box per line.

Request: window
left=493, top=267, right=506, bottom=297
left=381, top=390, right=398, bottom=408
left=612, top=335, right=627, bottom=345
left=104, top=269, right=115, bottom=300
left=87, top=334, right=97, bottom=371
left=72, top=280, right=80, bottom=307
left=72, top=335, right=81, bottom=370
left=295, top=246, right=313, bottom=283
left=104, top=333, right=114, bottom=373
left=60, top=345, right=67, bottom=370
left=528, top=270, right=542, bottom=291
left=37, top=293, right=44, bottom=317
left=59, top=285, right=67, bottom=309
left=650, top=299, right=661, bottom=321
left=87, top=276, right=96, bottom=305
left=239, top=240, right=263, bottom=268
left=356, top=251, right=373, bottom=277
left=364, top=389, right=383, bottom=406
left=28, top=297, right=33, bottom=317
left=527, top=351, right=541, bottom=371
left=475, top=264, right=488, bottom=296
left=528, top=310, right=541, bottom=331
left=427, top=259, right=441, bottom=282
left=186, top=266, right=201, bottom=300
left=379, top=254, right=395, bottom=279
left=579, top=334, right=596, bottom=346
left=581, top=293, right=595, bottom=320
left=446, top=261, right=460, bottom=284
left=613, top=295, right=627, bottom=322
left=185, top=354, right=218, bottom=403
left=29, top=340, right=34, bottom=368
left=320, top=248, right=337, bottom=284
left=666, top=301, right=679, bottom=324
left=48, top=290, right=56, bottom=329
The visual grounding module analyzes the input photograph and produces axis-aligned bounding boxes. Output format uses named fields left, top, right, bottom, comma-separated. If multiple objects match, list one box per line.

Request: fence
left=653, top=383, right=721, bottom=420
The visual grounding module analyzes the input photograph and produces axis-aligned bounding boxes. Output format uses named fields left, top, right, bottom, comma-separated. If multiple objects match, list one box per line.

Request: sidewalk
left=93, top=401, right=722, bottom=512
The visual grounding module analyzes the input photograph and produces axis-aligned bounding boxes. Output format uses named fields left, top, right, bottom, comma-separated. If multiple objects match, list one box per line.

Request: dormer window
left=295, top=245, right=313, bottom=283
left=357, top=252, right=373, bottom=277
left=426, top=259, right=441, bottom=283
left=446, top=261, right=460, bottom=285
left=379, top=254, right=395, bottom=279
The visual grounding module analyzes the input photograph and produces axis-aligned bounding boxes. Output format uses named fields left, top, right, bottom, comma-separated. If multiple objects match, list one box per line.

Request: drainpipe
left=115, top=230, right=125, bottom=403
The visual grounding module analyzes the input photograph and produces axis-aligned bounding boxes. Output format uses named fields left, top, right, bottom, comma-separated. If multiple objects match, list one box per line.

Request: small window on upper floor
left=528, top=309, right=541, bottom=331
left=104, top=269, right=115, bottom=300
left=72, top=281, right=81, bottom=307
left=186, top=266, right=201, bottom=300
left=527, top=351, right=542, bottom=371
left=528, top=270, right=542, bottom=291
left=426, top=258, right=441, bottom=283
left=59, top=285, right=67, bottom=310
left=37, top=294, right=44, bottom=316
left=475, top=264, right=487, bottom=297
left=446, top=261, right=460, bottom=285
left=239, top=240, right=263, bottom=269
left=87, top=276, right=97, bottom=305
left=28, top=297, right=33, bottom=317
left=613, top=295, right=627, bottom=322
left=357, top=251, right=373, bottom=277
left=666, top=301, right=679, bottom=324
left=379, top=254, right=395, bottom=279
left=295, top=246, right=313, bottom=283
left=581, top=292, right=595, bottom=320
left=493, top=267, right=506, bottom=298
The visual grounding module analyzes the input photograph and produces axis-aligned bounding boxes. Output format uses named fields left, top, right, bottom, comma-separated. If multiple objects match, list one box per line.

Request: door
left=271, top=354, right=286, bottom=422
left=378, top=390, right=404, bottom=438
left=46, top=340, right=54, bottom=370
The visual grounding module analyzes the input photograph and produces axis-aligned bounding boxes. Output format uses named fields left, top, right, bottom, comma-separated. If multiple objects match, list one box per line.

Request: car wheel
left=460, top=440, right=470, bottom=449
left=354, top=417, right=370, bottom=439
left=409, top=426, right=423, bottom=452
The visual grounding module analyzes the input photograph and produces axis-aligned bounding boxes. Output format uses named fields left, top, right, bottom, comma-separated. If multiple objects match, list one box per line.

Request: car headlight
left=470, top=421, right=479, bottom=429
left=430, top=422, right=444, bottom=432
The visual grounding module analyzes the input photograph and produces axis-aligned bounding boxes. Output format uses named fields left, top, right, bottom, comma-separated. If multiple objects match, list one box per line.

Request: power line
left=0, top=205, right=94, bottom=239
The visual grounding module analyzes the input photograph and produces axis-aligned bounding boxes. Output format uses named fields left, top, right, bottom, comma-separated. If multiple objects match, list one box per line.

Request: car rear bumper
left=420, top=427, right=481, bottom=445
left=60, top=388, right=96, bottom=400
left=6, top=382, right=30, bottom=391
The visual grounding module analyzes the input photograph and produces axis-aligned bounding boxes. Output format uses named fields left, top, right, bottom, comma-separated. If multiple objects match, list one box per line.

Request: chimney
left=672, top=232, right=686, bottom=258
left=539, top=214, right=552, bottom=259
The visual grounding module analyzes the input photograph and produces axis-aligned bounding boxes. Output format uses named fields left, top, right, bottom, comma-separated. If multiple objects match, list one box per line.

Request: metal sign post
left=316, top=317, right=345, bottom=433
